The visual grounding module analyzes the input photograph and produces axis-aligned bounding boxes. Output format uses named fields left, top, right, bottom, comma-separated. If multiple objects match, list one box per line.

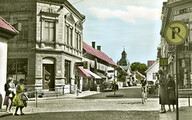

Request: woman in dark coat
left=167, top=74, right=176, bottom=112
left=158, top=70, right=167, bottom=113
left=4, top=79, right=11, bottom=112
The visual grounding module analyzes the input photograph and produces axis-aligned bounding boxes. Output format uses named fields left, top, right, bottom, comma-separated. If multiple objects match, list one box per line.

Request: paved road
left=80, top=86, right=158, bottom=99
left=1, top=87, right=192, bottom=120
left=0, top=111, right=159, bottom=120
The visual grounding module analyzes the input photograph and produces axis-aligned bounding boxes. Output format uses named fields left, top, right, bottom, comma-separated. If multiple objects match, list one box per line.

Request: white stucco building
left=145, top=60, right=159, bottom=82
left=0, top=17, right=18, bottom=108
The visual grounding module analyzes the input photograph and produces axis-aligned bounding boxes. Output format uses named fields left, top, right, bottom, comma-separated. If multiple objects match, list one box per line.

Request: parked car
left=147, top=80, right=156, bottom=94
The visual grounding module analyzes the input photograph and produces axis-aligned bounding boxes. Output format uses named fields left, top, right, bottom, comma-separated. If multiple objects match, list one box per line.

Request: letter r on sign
left=172, top=27, right=181, bottom=39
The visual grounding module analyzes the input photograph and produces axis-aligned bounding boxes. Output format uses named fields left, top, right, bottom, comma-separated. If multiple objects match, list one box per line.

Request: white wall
left=0, top=38, right=7, bottom=108
left=146, top=61, right=159, bottom=82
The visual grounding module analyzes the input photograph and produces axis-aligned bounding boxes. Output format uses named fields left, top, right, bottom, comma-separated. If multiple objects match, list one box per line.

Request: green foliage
left=130, top=62, right=148, bottom=76
left=117, top=69, right=126, bottom=82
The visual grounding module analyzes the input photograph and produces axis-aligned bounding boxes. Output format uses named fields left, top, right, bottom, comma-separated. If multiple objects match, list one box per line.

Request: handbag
left=169, top=90, right=175, bottom=100
left=20, top=93, right=28, bottom=101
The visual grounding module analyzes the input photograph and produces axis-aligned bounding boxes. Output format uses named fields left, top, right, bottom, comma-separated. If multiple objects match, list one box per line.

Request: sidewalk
left=0, top=90, right=99, bottom=117
left=1, top=91, right=192, bottom=120
left=159, top=106, right=192, bottom=120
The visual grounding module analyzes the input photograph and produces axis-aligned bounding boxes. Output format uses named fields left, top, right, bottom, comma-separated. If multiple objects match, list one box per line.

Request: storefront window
left=65, top=60, right=71, bottom=84
left=179, top=58, right=191, bottom=88
left=7, top=58, right=28, bottom=84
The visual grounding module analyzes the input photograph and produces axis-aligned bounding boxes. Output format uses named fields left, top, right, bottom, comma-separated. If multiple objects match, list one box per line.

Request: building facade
left=83, top=42, right=118, bottom=91
left=0, top=16, right=18, bottom=108
left=159, top=0, right=192, bottom=89
left=145, top=60, right=159, bottom=82
left=0, top=0, right=85, bottom=93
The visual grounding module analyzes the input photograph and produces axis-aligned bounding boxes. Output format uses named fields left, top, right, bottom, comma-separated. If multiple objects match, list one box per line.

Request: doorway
left=43, top=64, right=55, bottom=91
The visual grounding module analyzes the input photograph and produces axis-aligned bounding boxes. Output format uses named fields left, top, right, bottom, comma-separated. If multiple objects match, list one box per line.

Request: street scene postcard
left=0, top=0, right=192, bottom=120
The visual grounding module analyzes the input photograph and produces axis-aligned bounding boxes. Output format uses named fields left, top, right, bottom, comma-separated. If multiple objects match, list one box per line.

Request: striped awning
left=136, top=71, right=145, bottom=78
left=84, top=69, right=102, bottom=79
left=77, top=66, right=91, bottom=78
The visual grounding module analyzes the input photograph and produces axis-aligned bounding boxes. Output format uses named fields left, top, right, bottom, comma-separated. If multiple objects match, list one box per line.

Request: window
left=153, top=73, right=156, bottom=80
left=79, top=34, right=81, bottom=50
left=44, top=21, right=55, bottom=42
left=75, top=31, right=81, bottom=50
left=65, top=60, right=71, bottom=84
left=18, top=20, right=28, bottom=41
left=75, top=32, right=78, bottom=49
left=66, top=25, right=69, bottom=45
left=70, top=28, right=73, bottom=46
left=7, top=58, right=28, bottom=83
left=66, top=24, right=73, bottom=46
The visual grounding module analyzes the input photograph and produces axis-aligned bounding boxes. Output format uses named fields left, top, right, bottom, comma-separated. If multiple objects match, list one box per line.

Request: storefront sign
left=164, top=21, right=188, bottom=45
left=160, top=58, right=168, bottom=66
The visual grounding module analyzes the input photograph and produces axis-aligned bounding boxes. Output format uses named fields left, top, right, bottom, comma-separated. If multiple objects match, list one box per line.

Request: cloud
left=89, top=6, right=160, bottom=22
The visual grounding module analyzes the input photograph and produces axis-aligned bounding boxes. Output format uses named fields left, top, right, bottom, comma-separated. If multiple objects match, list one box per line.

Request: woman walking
left=4, top=79, right=11, bottom=112
left=158, top=70, right=167, bottom=113
left=141, top=78, right=147, bottom=104
left=167, top=74, right=176, bottom=112
left=12, top=78, right=27, bottom=116
left=8, top=78, right=15, bottom=112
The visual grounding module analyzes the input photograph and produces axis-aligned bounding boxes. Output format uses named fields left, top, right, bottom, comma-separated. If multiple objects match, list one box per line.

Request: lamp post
left=164, top=21, right=188, bottom=120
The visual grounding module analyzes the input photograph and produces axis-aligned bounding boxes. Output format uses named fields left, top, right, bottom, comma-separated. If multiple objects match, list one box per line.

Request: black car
left=147, top=80, right=156, bottom=94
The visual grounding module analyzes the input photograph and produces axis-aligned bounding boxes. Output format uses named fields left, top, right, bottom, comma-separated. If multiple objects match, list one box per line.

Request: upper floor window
left=17, top=20, right=29, bottom=41
left=70, top=27, right=73, bottom=46
left=75, top=31, right=79, bottom=49
left=75, top=31, right=82, bottom=50
left=79, top=33, right=81, bottom=50
left=65, top=24, right=73, bottom=47
left=44, top=21, right=55, bottom=43
left=153, top=73, right=156, bottom=80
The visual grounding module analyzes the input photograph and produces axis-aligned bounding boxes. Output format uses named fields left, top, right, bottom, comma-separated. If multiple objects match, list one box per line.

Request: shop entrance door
left=43, top=64, right=55, bottom=91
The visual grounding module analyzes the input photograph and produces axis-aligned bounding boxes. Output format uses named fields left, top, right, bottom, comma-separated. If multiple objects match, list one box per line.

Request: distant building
left=82, top=42, right=118, bottom=91
left=117, top=49, right=132, bottom=86
left=0, top=16, right=18, bottom=108
left=0, top=0, right=85, bottom=93
left=145, top=60, right=159, bottom=82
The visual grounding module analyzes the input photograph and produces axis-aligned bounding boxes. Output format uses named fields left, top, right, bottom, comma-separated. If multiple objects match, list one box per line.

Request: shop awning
left=77, top=66, right=91, bottom=78
left=136, top=71, right=145, bottom=78
left=84, top=69, right=102, bottom=79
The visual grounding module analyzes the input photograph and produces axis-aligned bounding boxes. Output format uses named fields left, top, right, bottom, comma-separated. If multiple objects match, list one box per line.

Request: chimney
left=92, top=42, right=95, bottom=49
left=97, top=46, right=101, bottom=51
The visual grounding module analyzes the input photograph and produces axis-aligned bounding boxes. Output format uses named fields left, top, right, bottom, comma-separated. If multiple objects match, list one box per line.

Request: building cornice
left=36, top=48, right=82, bottom=59
left=166, top=0, right=192, bottom=8
left=37, top=0, right=85, bottom=21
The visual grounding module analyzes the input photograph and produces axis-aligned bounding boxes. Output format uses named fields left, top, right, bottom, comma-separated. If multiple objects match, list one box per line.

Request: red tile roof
left=0, top=17, right=18, bottom=34
left=83, top=42, right=117, bottom=67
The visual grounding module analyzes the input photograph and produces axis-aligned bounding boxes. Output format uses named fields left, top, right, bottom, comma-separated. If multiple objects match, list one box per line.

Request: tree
left=130, top=62, right=148, bottom=76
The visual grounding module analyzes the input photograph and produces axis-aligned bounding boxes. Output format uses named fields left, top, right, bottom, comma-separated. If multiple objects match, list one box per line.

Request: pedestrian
left=155, top=74, right=160, bottom=96
left=167, top=74, right=176, bottom=112
left=4, top=78, right=11, bottom=112
left=141, top=78, right=147, bottom=104
left=12, top=78, right=28, bottom=116
left=8, top=77, right=16, bottom=112
left=158, top=69, right=167, bottom=113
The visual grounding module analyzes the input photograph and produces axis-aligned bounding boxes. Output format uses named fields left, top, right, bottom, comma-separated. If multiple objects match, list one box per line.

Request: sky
left=69, top=0, right=167, bottom=65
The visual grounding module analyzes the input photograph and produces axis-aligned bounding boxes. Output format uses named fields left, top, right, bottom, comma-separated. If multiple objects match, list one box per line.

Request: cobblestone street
left=0, top=111, right=159, bottom=120
left=1, top=87, right=192, bottom=120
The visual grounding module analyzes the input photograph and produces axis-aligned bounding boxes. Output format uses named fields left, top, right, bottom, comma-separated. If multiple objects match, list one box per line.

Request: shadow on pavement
left=79, top=87, right=158, bottom=99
